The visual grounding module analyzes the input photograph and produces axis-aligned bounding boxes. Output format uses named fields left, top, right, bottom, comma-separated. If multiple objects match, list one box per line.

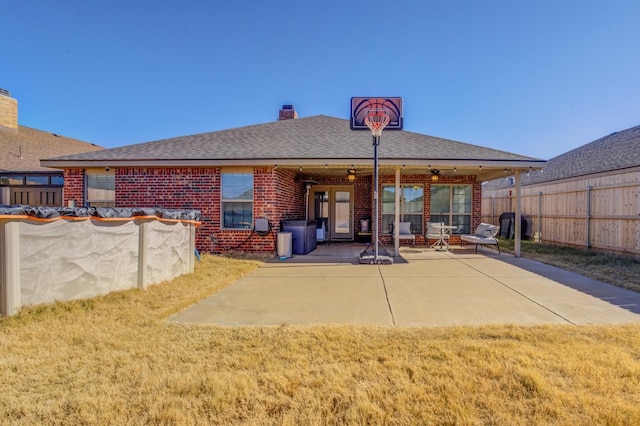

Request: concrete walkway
left=168, top=245, right=640, bottom=327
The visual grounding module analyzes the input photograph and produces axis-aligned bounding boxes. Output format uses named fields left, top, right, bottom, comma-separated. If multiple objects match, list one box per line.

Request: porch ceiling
left=282, top=164, right=533, bottom=182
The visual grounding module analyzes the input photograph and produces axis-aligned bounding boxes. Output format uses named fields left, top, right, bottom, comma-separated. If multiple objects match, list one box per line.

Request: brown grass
left=2, top=254, right=640, bottom=425
left=496, top=238, right=640, bottom=292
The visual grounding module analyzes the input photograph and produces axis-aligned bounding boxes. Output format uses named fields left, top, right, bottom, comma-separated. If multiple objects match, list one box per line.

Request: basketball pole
left=373, top=134, right=380, bottom=263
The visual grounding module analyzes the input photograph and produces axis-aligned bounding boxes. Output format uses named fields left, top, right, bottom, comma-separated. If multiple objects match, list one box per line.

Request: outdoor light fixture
left=347, top=168, right=357, bottom=182
left=430, top=169, right=440, bottom=182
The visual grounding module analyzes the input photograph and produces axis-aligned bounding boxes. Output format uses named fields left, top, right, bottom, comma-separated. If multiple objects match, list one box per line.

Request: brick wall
left=274, top=169, right=305, bottom=230
left=353, top=177, right=372, bottom=233
left=114, top=167, right=219, bottom=251
left=63, top=166, right=481, bottom=253
left=104, top=166, right=306, bottom=254
left=63, top=168, right=84, bottom=207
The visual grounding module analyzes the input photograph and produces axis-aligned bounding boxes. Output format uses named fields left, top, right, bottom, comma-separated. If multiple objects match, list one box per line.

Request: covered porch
left=277, top=159, right=539, bottom=258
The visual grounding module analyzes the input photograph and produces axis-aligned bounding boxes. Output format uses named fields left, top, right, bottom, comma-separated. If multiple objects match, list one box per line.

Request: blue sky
left=2, top=1, right=639, bottom=159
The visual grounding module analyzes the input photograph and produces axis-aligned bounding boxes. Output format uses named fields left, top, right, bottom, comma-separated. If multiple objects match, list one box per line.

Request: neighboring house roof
left=42, top=115, right=543, bottom=179
left=485, top=123, right=640, bottom=189
left=482, top=176, right=515, bottom=191
left=1, top=125, right=102, bottom=173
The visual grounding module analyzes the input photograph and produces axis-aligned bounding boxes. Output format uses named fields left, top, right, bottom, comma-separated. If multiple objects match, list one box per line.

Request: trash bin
left=277, top=232, right=292, bottom=258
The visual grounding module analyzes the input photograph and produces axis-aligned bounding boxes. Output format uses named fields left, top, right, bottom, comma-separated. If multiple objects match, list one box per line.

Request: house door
left=310, top=186, right=353, bottom=241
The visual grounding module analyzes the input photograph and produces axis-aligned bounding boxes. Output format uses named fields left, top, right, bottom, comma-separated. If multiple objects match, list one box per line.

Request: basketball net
left=363, top=109, right=390, bottom=137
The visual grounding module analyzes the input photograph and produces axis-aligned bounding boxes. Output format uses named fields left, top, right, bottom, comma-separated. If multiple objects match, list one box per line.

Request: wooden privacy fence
left=482, top=181, right=640, bottom=256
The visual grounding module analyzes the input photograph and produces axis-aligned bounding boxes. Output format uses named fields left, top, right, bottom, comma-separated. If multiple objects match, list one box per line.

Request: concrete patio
left=168, top=243, right=640, bottom=327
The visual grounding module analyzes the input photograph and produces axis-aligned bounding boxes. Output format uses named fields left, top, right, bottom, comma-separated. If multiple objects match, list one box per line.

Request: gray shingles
left=1, top=125, right=102, bottom=172
left=45, top=115, right=539, bottom=163
left=522, top=124, right=640, bottom=185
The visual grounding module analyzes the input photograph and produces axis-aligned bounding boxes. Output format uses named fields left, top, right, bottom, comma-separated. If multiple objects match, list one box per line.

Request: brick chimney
left=0, top=88, right=18, bottom=130
left=278, top=104, right=298, bottom=120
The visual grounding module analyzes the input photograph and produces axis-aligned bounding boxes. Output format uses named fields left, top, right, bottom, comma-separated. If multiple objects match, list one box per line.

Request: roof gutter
left=41, top=158, right=546, bottom=170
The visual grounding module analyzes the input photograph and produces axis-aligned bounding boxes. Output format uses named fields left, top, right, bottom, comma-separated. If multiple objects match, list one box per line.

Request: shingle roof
left=1, top=125, right=102, bottom=172
left=44, top=115, right=540, bottom=164
left=521, top=124, right=640, bottom=185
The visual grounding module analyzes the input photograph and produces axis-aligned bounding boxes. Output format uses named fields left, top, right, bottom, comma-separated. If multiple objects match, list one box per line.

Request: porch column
left=394, top=166, right=401, bottom=256
left=514, top=170, right=522, bottom=257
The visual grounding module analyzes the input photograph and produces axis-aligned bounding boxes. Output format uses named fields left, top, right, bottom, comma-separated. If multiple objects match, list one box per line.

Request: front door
left=310, top=186, right=353, bottom=241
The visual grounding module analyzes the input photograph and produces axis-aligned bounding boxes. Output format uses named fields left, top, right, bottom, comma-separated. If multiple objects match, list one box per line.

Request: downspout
left=514, top=170, right=522, bottom=257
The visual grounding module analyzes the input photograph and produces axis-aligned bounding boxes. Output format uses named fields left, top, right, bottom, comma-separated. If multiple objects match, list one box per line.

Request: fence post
left=188, top=223, right=196, bottom=273
left=538, top=191, right=542, bottom=241
left=514, top=170, right=522, bottom=257
left=137, top=220, right=149, bottom=289
left=1, top=220, right=21, bottom=316
left=491, top=195, right=495, bottom=224
left=586, top=185, right=592, bottom=249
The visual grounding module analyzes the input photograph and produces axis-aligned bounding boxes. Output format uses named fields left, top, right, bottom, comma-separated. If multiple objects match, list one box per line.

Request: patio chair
left=425, top=222, right=450, bottom=249
left=391, top=221, right=415, bottom=247
left=460, top=223, right=500, bottom=253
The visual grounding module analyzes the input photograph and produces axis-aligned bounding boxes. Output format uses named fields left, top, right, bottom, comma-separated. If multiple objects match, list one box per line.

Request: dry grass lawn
left=497, top=238, right=640, bottom=293
left=2, top=254, right=640, bottom=425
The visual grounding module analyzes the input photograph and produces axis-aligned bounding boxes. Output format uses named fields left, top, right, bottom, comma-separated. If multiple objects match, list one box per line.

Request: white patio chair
left=391, top=221, right=415, bottom=247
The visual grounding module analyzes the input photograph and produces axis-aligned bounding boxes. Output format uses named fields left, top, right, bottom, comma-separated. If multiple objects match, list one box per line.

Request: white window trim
left=221, top=170, right=254, bottom=230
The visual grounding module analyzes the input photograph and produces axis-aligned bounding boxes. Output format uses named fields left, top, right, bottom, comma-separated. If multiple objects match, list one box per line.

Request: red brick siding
left=112, top=166, right=306, bottom=254
left=274, top=169, right=305, bottom=231
left=114, top=167, right=219, bottom=252
left=63, top=166, right=482, bottom=253
left=353, top=177, right=372, bottom=232
left=63, top=168, right=84, bottom=207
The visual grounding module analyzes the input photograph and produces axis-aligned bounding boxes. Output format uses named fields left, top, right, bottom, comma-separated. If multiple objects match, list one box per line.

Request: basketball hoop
left=363, top=109, right=390, bottom=137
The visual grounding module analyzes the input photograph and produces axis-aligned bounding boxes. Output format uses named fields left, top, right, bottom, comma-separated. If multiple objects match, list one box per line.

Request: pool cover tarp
left=0, top=206, right=201, bottom=222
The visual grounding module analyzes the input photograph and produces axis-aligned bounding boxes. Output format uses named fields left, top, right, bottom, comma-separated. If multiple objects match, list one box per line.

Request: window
left=86, top=174, right=115, bottom=207
left=1, top=175, right=25, bottom=185
left=430, top=185, right=472, bottom=234
left=221, top=172, right=253, bottom=229
left=382, top=185, right=424, bottom=234
left=26, top=176, right=49, bottom=185
left=1, top=174, right=63, bottom=186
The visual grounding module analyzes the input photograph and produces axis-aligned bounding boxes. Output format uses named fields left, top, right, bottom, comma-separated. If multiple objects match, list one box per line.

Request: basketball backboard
left=350, top=97, right=403, bottom=131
